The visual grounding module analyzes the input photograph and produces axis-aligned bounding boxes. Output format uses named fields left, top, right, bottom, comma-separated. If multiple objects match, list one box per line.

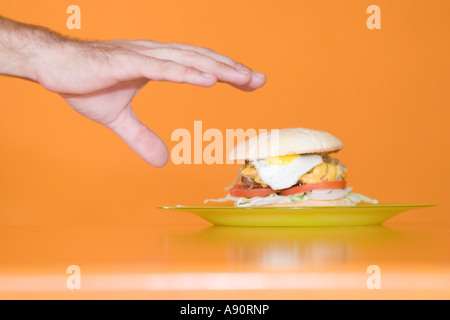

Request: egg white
left=253, top=154, right=323, bottom=190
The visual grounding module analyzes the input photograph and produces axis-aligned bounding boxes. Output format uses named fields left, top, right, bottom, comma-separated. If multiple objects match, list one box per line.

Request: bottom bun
left=261, top=197, right=356, bottom=207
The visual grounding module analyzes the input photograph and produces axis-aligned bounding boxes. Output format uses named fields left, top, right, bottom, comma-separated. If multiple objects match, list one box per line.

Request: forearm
left=0, top=16, right=63, bottom=82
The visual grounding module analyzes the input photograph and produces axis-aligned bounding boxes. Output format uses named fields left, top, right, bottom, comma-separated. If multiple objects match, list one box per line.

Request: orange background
left=0, top=0, right=449, bottom=226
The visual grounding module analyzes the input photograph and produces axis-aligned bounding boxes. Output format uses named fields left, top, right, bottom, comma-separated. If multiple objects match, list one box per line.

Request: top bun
left=229, top=128, right=344, bottom=161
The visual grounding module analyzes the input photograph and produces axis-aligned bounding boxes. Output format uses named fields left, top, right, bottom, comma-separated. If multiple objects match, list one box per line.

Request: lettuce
left=290, top=194, right=306, bottom=202
left=345, top=192, right=378, bottom=204
left=205, top=191, right=378, bottom=207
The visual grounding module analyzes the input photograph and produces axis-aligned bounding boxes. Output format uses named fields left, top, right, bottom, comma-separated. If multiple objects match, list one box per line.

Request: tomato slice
left=230, top=185, right=276, bottom=198
left=278, top=181, right=347, bottom=196
left=230, top=181, right=347, bottom=198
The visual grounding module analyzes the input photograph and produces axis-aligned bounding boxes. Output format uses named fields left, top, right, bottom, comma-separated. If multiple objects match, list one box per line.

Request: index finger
left=129, top=40, right=267, bottom=91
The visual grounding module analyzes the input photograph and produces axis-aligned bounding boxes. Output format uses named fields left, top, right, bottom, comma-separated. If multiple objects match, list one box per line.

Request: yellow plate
left=158, top=204, right=435, bottom=227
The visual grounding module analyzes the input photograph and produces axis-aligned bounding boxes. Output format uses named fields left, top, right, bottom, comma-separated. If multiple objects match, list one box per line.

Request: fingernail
left=253, top=72, right=265, bottom=78
left=238, top=70, right=250, bottom=75
left=202, top=72, right=214, bottom=78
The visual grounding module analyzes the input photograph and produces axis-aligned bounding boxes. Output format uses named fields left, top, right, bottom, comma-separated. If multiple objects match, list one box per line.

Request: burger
left=205, top=128, right=378, bottom=207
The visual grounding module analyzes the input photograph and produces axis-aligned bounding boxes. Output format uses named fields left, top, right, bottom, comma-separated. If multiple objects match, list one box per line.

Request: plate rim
left=158, top=203, right=436, bottom=210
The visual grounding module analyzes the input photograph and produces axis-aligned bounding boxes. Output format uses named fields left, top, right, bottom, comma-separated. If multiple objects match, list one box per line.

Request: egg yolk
left=265, top=154, right=299, bottom=166
left=239, top=155, right=347, bottom=189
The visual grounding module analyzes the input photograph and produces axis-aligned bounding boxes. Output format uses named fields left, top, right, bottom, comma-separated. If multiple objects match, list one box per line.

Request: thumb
left=108, top=107, right=169, bottom=167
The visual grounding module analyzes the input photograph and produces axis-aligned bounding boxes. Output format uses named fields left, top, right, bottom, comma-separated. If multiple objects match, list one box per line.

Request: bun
left=229, top=128, right=344, bottom=161
left=260, top=197, right=355, bottom=207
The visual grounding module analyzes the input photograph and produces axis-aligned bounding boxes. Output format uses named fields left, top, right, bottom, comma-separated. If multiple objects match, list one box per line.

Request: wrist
left=0, top=17, right=65, bottom=82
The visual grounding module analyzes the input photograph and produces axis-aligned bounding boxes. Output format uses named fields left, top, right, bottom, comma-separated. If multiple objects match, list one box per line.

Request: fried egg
left=252, top=154, right=323, bottom=190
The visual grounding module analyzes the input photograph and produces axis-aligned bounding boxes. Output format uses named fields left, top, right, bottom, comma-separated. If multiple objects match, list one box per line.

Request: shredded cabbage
left=205, top=193, right=309, bottom=207
left=290, top=194, right=306, bottom=202
left=345, top=192, right=378, bottom=204
left=204, top=191, right=378, bottom=207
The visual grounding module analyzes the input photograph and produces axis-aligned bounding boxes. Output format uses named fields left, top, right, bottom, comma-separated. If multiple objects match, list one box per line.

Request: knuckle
left=159, top=60, right=179, bottom=75
left=180, top=49, right=199, bottom=59
left=180, top=65, right=197, bottom=78
left=211, top=60, right=230, bottom=71
left=166, top=42, right=181, bottom=50
left=144, top=58, right=175, bottom=80
left=197, top=46, right=214, bottom=55
left=157, top=58, right=175, bottom=69
left=233, top=61, right=249, bottom=71
left=161, top=60, right=197, bottom=81
left=217, top=60, right=232, bottom=69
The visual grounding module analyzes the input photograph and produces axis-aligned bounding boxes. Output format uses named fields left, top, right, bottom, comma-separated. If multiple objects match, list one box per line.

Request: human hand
left=33, top=39, right=266, bottom=167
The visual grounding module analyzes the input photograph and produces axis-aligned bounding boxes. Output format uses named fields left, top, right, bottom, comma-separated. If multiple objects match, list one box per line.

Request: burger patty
left=238, top=156, right=347, bottom=190
left=240, top=176, right=265, bottom=189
